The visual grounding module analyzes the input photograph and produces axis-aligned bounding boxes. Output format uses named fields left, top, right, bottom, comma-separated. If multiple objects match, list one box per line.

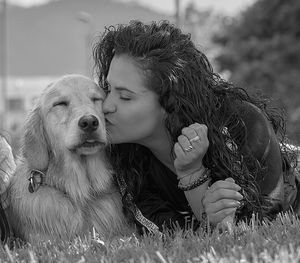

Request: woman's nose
left=103, top=94, right=116, bottom=114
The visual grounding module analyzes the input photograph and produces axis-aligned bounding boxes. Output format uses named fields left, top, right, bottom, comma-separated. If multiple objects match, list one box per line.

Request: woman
left=93, top=20, right=299, bottom=233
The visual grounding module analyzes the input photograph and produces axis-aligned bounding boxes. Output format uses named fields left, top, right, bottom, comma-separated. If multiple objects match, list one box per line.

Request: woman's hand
left=202, top=177, right=243, bottom=227
left=0, top=135, right=16, bottom=194
left=174, top=123, right=209, bottom=177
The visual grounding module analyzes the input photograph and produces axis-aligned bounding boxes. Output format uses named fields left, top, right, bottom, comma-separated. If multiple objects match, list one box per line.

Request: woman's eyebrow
left=115, top=86, right=137, bottom=94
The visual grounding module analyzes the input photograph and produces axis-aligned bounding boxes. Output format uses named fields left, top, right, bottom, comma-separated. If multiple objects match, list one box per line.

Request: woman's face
left=103, top=54, right=166, bottom=144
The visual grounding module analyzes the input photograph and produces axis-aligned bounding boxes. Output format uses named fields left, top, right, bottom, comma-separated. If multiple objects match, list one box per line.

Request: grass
left=1, top=212, right=300, bottom=263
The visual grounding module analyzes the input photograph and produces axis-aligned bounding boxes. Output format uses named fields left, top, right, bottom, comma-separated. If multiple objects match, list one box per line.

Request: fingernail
left=237, top=200, right=245, bottom=209
left=229, top=201, right=240, bottom=207
left=236, top=193, right=243, bottom=200
left=235, top=184, right=241, bottom=191
left=234, top=201, right=240, bottom=206
left=225, top=177, right=235, bottom=183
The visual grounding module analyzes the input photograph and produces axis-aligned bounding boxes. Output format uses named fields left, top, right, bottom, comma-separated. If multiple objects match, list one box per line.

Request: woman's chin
left=108, top=136, right=127, bottom=145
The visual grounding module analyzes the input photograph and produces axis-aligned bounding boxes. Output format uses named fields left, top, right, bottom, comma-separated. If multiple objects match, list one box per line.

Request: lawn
left=1, top=212, right=300, bottom=262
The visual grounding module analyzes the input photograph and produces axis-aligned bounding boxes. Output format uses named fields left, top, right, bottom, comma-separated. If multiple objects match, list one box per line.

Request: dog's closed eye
left=91, top=97, right=103, bottom=103
left=53, top=101, right=69, bottom=107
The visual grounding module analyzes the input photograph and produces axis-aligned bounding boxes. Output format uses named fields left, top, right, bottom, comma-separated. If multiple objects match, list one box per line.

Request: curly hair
left=93, top=20, right=294, bottom=221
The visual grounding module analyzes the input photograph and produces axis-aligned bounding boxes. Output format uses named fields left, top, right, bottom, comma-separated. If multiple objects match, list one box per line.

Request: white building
left=0, top=76, right=58, bottom=132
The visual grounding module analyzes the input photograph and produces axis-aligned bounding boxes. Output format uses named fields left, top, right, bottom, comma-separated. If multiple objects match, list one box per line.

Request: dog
left=7, top=74, right=130, bottom=242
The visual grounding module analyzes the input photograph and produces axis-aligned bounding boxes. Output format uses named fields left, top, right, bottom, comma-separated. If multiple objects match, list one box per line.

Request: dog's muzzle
left=78, top=115, right=99, bottom=133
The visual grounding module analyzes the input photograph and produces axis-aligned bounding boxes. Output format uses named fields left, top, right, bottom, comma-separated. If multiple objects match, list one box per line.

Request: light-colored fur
left=7, top=75, right=129, bottom=242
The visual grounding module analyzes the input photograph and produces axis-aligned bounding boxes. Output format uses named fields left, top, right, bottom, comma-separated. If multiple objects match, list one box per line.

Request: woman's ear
left=22, top=105, right=49, bottom=171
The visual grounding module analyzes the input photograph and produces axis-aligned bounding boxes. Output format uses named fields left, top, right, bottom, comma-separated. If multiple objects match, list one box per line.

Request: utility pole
left=0, top=0, right=7, bottom=131
left=175, top=0, right=180, bottom=28
left=77, top=12, right=94, bottom=78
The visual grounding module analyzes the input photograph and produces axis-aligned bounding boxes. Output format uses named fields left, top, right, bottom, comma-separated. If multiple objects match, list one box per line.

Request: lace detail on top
left=115, top=174, right=161, bottom=235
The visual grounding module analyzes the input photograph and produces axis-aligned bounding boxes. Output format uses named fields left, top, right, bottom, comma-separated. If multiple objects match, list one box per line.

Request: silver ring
left=189, top=135, right=200, bottom=143
left=184, top=145, right=193, bottom=152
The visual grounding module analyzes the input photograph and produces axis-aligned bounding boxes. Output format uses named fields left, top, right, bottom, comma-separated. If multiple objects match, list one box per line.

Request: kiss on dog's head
left=8, top=74, right=130, bottom=242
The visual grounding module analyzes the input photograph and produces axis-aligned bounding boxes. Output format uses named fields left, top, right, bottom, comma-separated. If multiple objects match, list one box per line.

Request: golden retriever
left=7, top=74, right=129, bottom=242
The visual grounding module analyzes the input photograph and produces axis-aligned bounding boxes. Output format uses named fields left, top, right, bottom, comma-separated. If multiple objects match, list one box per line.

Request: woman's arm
left=181, top=171, right=243, bottom=226
left=235, top=102, right=291, bottom=217
left=174, top=123, right=242, bottom=226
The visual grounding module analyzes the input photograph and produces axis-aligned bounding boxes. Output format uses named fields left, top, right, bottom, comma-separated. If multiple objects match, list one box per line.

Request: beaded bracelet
left=178, top=168, right=211, bottom=191
left=177, top=166, right=206, bottom=181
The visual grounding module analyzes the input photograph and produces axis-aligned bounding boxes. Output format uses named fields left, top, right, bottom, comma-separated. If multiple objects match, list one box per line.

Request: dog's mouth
left=73, top=139, right=106, bottom=155
left=79, top=139, right=106, bottom=148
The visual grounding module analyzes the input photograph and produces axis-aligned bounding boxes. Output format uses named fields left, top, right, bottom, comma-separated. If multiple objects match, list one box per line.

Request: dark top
left=136, top=155, right=192, bottom=230
left=128, top=102, right=299, bottom=231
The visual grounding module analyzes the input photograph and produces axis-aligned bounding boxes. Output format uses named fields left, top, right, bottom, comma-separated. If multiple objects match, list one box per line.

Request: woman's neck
left=151, top=147, right=176, bottom=174
left=138, top=131, right=176, bottom=174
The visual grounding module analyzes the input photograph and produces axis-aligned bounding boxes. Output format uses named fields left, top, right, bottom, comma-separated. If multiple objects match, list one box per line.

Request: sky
left=7, top=0, right=257, bottom=16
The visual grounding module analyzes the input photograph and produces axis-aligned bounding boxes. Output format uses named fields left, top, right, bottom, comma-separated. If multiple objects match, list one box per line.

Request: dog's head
left=22, top=74, right=106, bottom=170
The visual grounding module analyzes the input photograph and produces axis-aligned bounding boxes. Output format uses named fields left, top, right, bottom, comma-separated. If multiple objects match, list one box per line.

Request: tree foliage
left=213, top=0, right=300, bottom=143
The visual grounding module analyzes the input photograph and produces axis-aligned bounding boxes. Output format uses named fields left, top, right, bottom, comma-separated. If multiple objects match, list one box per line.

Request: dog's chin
left=74, top=142, right=105, bottom=156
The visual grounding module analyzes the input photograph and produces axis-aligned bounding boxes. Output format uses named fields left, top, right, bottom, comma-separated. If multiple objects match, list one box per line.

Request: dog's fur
left=7, top=75, right=130, bottom=242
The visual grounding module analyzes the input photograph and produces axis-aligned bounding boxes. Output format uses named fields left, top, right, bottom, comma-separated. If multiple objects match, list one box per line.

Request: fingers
left=202, top=178, right=243, bottom=226
left=225, top=177, right=235, bottom=183
left=182, top=124, right=208, bottom=144
left=174, top=123, right=209, bottom=173
left=174, top=142, right=185, bottom=158
left=203, top=179, right=243, bottom=210
left=181, top=126, right=198, bottom=139
left=188, top=123, right=207, bottom=134
left=177, top=135, right=193, bottom=154
left=0, top=136, right=13, bottom=162
left=204, top=189, right=243, bottom=205
left=205, top=198, right=240, bottom=215
left=207, top=207, right=237, bottom=225
left=176, top=123, right=208, bottom=156
left=208, top=179, right=241, bottom=193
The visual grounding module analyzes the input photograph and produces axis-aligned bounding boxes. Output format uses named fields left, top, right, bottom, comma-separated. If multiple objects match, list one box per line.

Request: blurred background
left=0, top=0, right=299, bottom=154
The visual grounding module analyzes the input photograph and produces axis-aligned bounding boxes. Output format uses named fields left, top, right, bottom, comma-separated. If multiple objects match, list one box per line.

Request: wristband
left=177, top=166, right=206, bottom=181
left=178, top=168, right=211, bottom=191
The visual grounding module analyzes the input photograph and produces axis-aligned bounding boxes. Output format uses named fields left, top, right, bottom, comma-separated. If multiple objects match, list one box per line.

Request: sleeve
left=237, top=102, right=296, bottom=217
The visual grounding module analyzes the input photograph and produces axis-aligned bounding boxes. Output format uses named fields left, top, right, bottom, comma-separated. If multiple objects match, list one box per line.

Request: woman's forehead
left=107, top=55, right=149, bottom=93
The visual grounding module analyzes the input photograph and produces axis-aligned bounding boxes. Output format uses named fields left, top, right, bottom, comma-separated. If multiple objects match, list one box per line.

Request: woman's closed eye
left=119, top=95, right=131, bottom=101
left=107, top=89, right=132, bottom=101
left=103, top=81, right=134, bottom=101
left=118, top=90, right=133, bottom=101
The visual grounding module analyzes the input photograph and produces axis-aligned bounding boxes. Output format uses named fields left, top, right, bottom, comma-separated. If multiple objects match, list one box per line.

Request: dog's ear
left=22, top=105, right=49, bottom=170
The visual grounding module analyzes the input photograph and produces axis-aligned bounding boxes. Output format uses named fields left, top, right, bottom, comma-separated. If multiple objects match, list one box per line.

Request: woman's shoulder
left=234, top=101, right=268, bottom=124
left=233, top=101, right=277, bottom=161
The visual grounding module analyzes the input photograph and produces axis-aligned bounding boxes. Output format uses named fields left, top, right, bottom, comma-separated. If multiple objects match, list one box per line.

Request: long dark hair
left=93, top=20, right=293, bottom=219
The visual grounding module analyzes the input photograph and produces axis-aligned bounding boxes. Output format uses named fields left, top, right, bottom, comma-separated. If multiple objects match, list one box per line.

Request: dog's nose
left=78, top=115, right=99, bottom=132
